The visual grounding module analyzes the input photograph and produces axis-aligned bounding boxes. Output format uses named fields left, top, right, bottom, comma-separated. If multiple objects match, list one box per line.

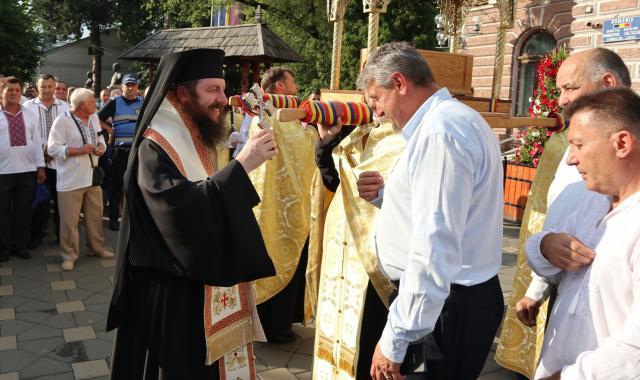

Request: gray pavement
left=0, top=220, right=523, bottom=379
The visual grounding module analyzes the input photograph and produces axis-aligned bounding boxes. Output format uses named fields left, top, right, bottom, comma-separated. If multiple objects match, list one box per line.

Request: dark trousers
left=0, top=172, right=36, bottom=252
left=423, top=275, right=504, bottom=380
left=107, top=147, right=130, bottom=222
left=257, top=239, right=308, bottom=338
left=356, top=282, right=389, bottom=379
left=31, top=168, right=59, bottom=241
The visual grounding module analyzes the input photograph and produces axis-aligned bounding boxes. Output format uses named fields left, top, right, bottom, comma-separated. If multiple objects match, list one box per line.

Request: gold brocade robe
left=310, top=123, right=405, bottom=380
left=249, top=112, right=319, bottom=304
left=495, top=131, right=569, bottom=378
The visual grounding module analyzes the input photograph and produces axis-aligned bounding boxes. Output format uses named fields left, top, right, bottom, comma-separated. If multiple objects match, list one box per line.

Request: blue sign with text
left=603, top=16, right=640, bottom=44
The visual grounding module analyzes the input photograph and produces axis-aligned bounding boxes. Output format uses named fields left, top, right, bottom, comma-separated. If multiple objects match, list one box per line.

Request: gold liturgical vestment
left=309, top=122, right=405, bottom=379
left=249, top=112, right=318, bottom=304
left=495, top=131, right=569, bottom=378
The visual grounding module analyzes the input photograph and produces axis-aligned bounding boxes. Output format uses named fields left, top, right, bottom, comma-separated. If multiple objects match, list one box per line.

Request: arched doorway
left=511, top=29, right=556, bottom=116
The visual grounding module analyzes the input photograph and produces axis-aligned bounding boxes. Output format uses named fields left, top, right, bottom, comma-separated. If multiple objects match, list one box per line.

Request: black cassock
left=107, top=139, right=275, bottom=380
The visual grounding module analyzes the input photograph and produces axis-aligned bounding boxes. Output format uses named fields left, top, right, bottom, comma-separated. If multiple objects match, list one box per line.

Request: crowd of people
left=1, top=43, right=639, bottom=380
left=0, top=72, right=147, bottom=270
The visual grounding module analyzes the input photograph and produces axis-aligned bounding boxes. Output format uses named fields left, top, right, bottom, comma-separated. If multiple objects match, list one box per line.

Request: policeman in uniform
left=98, top=74, right=143, bottom=231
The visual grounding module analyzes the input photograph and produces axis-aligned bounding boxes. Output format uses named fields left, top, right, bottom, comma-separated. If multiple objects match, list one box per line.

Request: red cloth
left=3, top=110, right=27, bottom=147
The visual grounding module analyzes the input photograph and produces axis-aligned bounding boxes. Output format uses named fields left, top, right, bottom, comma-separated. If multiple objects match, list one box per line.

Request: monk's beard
left=185, top=101, right=227, bottom=149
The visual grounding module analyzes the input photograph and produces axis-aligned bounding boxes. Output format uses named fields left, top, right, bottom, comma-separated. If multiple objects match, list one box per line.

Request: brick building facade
left=461, top=0, right=640, bottom=116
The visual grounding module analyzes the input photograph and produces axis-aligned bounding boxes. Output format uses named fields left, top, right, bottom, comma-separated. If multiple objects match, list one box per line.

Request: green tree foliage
left=0, top=1, right=43, bottom=81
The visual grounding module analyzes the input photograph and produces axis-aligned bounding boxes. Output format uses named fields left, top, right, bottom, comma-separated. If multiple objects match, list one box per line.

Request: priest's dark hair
left=564, top=87, right=640, bottom=137
left=261, top=67, right=294, bottom=93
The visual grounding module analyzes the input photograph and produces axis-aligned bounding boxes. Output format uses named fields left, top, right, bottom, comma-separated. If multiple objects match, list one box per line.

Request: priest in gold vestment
left=495, top=48, right=632, bottom=378
left=308, top=118, right=405, bottom=379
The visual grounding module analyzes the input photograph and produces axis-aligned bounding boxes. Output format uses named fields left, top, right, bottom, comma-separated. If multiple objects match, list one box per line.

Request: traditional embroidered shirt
left=0, top=105, right=44, bottom=175
left=527, top=191, right=640, bottom=379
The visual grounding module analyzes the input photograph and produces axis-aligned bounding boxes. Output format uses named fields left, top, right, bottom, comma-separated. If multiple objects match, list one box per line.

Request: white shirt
left=47, top=112, right=105, bottom=192
left=527, top=191, right=640, bottom=379
left=525, top=148, right=587, bottom=301
left=0, top=105, right=44, bottom=175
left=23, top=97, right=71, bottom=169
left=374, top=88, right=504, bottom=363
left=231, top=114, right=253, bottom=158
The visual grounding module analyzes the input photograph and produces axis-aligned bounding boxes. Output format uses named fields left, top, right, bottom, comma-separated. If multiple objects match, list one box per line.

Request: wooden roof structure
left=119, top=23, right=304, bottom=64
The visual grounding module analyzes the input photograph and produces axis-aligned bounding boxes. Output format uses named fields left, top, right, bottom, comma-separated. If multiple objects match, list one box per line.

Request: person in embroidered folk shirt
left=0, top=76, right=45, bottom=262
left=357, top=42, right=504, bottom=380
left=47, top=88, right=113, bottom=271
left=107, top=49, right=277, bottom=379
left=525, top=88, right=640, bottom=380
left=23, top=74, right=71, bottom=249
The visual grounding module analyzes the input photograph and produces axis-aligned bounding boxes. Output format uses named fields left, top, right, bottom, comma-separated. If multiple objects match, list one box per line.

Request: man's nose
left=559, top=92, right=570, bottom=108
left=566, top=147, right=578, bottom=166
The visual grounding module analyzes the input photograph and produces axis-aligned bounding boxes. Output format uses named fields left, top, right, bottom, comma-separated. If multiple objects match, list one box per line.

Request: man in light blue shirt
left=357, top=42, right=504, bottom=380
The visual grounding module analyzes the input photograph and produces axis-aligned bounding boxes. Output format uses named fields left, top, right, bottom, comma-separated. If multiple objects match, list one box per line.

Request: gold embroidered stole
left=312, top=123, right=405, bottom=379
left=143, top=94, right=257, bottom=380
left=495, top=131, right=569, bottom=378
left=248, top=111, right=319, bottom=304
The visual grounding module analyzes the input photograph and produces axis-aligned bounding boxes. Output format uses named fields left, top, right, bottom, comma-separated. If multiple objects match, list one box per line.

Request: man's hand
left=318, top=116, right=343, bottom=143
left=235, top=128, right=278, bottom=173
left=370, top=342, right=405, bottom=380
left=515, top=296, right=541, bottom=327
left=36, top=168, right=46, bottom=184
left=80, top=144, right=96, bottom=155
left=357, top=171, right=384, bottom=201
left=540, top=233, right=595, bottom=271
left=94, top=144, right=106, bottom=157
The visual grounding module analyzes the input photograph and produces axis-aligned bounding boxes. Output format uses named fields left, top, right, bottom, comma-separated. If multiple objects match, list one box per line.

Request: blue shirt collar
left=401, top=87, right=452, bottom=141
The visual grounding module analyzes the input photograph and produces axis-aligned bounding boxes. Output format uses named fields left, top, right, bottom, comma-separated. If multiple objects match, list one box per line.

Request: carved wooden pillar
left=328, top=0, right=348, bottom=89
left=363, top=0, right=391, bottom=55
left=436, top=0, right=473, bottom=53
left=251, top=62, right=260, bottom=87
left=241, top=62, right=250, bottom=93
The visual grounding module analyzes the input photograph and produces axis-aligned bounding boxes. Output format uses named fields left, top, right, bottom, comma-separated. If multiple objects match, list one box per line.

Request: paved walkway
left=0, top=221, right=523, bottom=379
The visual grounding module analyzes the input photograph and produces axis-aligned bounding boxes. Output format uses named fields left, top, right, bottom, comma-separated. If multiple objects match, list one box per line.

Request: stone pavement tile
left=20, top=356, right=71, bottom=379
left=29, top=373, right=75, bottom=380
left=47, top=263, right=62, bottom=272
left=0, top=285, right=13, bottom=296
left=0, top=335, right=17, bottom=351
left=11, top=282, right=50, bottom=299
left=64, top=326, right=96, bottom=342
left=255, top=346, right=294, bottom=369
left=95, top=330, right=114, bottom=343
left=56, top=301, right=85, bottom=313
left=0, top=348, right=40, bottom=373
left=91, top=317, right=107, bottom=333
left=0, top=319, right=36, bottom=336
left=287, top=353, right=312, bottom=374
left=255, top=356, right=269, bottom=372
left=19, top=336, right=64, bottom=356
left=73, top=311, right=103, bottom=327
left=49, top=341, right=89, bottom=363
left=75, top=277, right=111, bottom=293
left=0, top=267, right=12, bottom=276
left=0, top=372, right=18, bottom=380
left=66, top=288, right=94, bottom=302
left=264, top=337, right=302, bottom=353
left=71, top=359, right=110, bottom=379
left=36, top=290, right=70, bottom=304
left=83, top=339, right=113, bottom=360
left=297, top=371, right=312, bottom=380
left=43, top=313, right=77, bottom=329
left=51, top=280, right=77, bottom=291
left=100, top=260, right=115, bottom=268
left=15, top=299, right=55, bottom=313
left=480, top=356, right=502, bottom=375
left=0, top=308, right=15, bottom=320
left=291, top=323, right=315, bottom=339
left=501, top=253, right=517, bottom=267
left=296, top=338, right=314, bottom=356
left=84, top=292, right=111, bottom=306
left=44, top=249, right=61, bottom=257
left=257, top=368, right=298, bottom=380
left=16, top=310, right=50, bottom=324
left=0, top=294, right=30, bottom=309
left=60, top=270, right=91, bottom=281
left=22, top=271, right=64, bottom=282
left=17, top=324, right=62, bottom=342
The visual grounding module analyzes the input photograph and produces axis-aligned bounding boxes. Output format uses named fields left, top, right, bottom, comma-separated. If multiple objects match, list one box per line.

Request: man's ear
left=175, top=84, right=190, bottom=103
left=613, top=130, right=636, bottom=159
left=391, top=72, right=409, bottom=95
left=602, top=72, right=618, bottom=88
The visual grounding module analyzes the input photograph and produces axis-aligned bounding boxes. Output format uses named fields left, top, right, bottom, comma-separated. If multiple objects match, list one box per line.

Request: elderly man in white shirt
left=356, top=42, right=504, bottom=380
left=48, top=88, right=114, bottom=271
left=0, top=76, right=45, bottom=262
left=526, top=87, right=640, bottom=380
left=23, top=73, right=71, bottom=248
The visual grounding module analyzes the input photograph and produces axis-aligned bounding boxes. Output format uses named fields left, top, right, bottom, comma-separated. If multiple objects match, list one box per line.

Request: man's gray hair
left=69, top=88, right=95, bottom=111
left=586, top=48, right=631, bottom=87
left=357, top=42, right=434, bottom=90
